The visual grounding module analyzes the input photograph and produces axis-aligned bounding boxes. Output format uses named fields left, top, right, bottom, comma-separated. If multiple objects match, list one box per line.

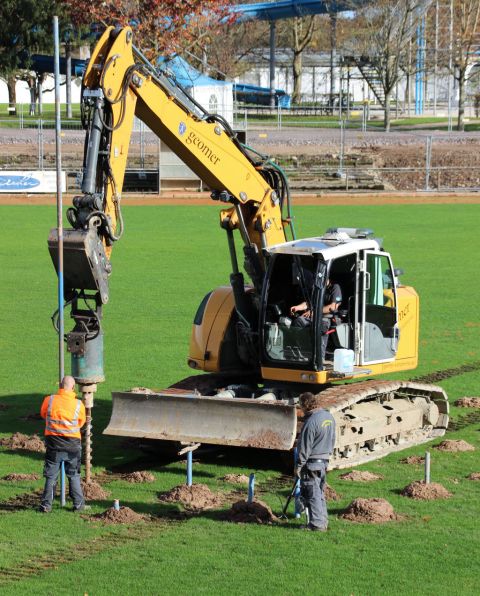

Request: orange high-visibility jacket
left=40, top=389, right=86, bottom=439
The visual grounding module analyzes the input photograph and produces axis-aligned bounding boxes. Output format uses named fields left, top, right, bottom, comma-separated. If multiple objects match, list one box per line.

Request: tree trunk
left=457, top=70, right=466, bottom=132
left=292, top=52, right=302, bottom=104
left=66, top=42, right=72, bottom=119
left=7, top=74, right=17, bottom=116
left=329, top=13, right=337, bottom=110
left=384, top=89, right=391, bottom=132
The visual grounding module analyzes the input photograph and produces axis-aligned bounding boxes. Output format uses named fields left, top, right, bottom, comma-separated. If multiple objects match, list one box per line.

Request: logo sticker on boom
left=178, top=122, right=187, bottom=136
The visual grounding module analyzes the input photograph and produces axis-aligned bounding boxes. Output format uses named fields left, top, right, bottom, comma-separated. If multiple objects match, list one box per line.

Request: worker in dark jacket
left=38, top=376, right=86, bottom=512
left=295, top=391, right=336, bottom=531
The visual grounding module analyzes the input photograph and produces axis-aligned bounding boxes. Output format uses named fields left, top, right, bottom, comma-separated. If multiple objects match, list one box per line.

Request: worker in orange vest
left=38, top=375, right=87, bottom=512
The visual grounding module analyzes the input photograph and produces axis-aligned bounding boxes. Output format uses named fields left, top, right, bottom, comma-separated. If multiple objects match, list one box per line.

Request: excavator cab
left=260, top=229, right=400, bottom=377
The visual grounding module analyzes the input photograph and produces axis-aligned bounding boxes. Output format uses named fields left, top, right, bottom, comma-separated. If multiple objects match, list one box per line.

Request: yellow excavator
left=48, top=27, right=448, bottom=469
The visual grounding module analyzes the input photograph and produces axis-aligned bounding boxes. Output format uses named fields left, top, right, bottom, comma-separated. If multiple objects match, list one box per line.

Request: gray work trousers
left=41, top=448, right=85, bottom=510
left=300, top=461, right=328, bottom=529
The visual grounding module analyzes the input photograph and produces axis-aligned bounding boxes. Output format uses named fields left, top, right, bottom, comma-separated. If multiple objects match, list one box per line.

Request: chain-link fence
left=1, top=109, right=480, bottom=193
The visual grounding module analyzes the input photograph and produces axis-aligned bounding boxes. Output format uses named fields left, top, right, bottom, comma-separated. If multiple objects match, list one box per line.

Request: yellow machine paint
left=52, top=26, right=448, bottom=464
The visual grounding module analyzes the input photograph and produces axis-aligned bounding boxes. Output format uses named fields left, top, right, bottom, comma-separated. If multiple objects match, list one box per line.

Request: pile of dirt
left=81, top=480, right=111, bottom=500
left=467, top=472, right=480, bottom=481
left=222, top=474, right=250, bottom=485
left=0, top=403, right=9, bottom=410
left=401, top=481, right=452, bottom=500
left=158, top=483, right=223, bottom=511
left=324, top=483, right=340, bottom=501
left=225, top=499, right=278, bottom=524
left=0, top=490, right=42, bottom=511
left=339, top=470, right=384, bottom=482
left=455, top=397, right=480, bottom=408
left=122, top=471, right=155, bottom=483
left=400, top=455, right=425, bottom=465
left=2, top=473, right=40, bottom=481
left=0, top=433, right=45, bottom=453
left=90, top=506, right=146, bottom=524
left=341, top=498, right=399, bottom=524
left=435, top=439, right=475, bottom=452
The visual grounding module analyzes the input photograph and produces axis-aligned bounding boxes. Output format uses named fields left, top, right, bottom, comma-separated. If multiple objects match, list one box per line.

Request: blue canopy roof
left=157, top=56, right=230, bottom=88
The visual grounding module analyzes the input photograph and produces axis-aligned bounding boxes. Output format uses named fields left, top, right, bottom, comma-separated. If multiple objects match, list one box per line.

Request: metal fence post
left=425, top=135, right=432, bottom=191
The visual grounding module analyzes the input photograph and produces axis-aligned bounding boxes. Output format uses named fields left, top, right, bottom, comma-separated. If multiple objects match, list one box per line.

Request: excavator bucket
left=103, top=390, right=297, bottom=450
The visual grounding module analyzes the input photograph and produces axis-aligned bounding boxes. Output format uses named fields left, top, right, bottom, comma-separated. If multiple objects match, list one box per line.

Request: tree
left=0, top=0, right=62, bottom=115
left=63, top=0, right=231, bottom=57
left=451, top=0, right=480, bottom=131
left=349, top=1, right=425, bottom=131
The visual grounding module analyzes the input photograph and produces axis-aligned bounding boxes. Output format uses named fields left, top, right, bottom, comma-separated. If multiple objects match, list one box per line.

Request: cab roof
left=266, top=231, right=382, bottom=260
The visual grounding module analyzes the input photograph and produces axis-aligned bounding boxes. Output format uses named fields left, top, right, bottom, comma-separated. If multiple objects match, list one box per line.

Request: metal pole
left=186, top=450, right=193, bottom=486
left=269, top=22, right=276, bottom=108
left=60, top=461, right=66, bottom=506
left=425, top=136, right=432, bottom=190
left=53, top=15, right=64, bottom=383
left=425, top=451, right=431, bottom=484
left=433, top=0, right=439, bottom=116
left=447, top=0, right=454, bottom=132
left=247, top=473, right=255, bottom=503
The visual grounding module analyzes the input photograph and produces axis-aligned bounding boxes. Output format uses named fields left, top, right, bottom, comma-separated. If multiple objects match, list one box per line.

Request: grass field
left=1, top=203, right=479, bottom=594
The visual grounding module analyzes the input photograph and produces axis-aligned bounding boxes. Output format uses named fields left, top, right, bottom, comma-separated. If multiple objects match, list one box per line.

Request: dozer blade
left=104, top=391, right=297, bottom=450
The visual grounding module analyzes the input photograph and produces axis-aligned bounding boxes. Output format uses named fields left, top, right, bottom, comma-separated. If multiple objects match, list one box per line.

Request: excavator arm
left=79, top=26, right=290, bottom=261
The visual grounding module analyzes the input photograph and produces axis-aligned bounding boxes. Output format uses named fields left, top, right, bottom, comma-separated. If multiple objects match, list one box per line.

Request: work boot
left=73, top=504, right=91, bottom=512
left=306, top=524, right=327, bottom=532
left=37, top=505, right=51, bottom=513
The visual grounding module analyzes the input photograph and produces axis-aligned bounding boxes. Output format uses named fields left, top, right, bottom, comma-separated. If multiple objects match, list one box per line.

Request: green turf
left=0, top=204, right=479, bottom=594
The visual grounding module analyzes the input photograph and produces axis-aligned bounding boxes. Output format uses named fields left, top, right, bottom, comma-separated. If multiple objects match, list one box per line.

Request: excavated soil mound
left=2, top=473, right=40, bottom=481
left=122, top=471, right=155, bottom=483
left=0, top=403, right=9, bottom=410
left=81, top=480, right=111, bottom=500
left=339, top=470, right=384, bottom=482
left=91, top=506, right=146, bottom=524
left=159, top=483, right=223, bottom=511
left=435, top=440, right=475, bottom=452
left=455, top=397, right=480, bottom=408
left=0, top=433, right=45, bottom=453
left=341, top=498, right=399, bottom=524
left=225, top=499, right=278, bottom=524
left=400, top=455, right=425, bottom=465
left=467, top=472, right=480, bottom=480
left=401, top=481, right=452, bottom=500
left=222, top=474, right=250, bottom=485
left=325, top=483, right=340, bottom=501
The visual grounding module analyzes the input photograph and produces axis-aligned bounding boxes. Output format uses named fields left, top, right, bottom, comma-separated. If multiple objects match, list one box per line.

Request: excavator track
left=315, top=380, right=449, bottom=469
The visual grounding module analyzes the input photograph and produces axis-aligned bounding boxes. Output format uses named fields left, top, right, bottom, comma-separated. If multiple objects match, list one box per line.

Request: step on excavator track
left=104, top=377, right=448, bottom=468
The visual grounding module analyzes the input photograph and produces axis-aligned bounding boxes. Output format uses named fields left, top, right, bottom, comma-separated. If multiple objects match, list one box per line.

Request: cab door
left=359, top=251, right=399, bottom=364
